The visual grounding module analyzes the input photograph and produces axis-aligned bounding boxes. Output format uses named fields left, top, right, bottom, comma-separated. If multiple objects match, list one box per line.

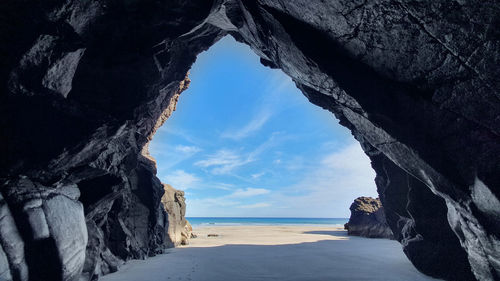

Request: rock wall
left=161, top=184, right=192, bottom=247
left=345, top=197, right=393, bottom=239
left=0, top=1, right=498, bottom=281
left=371, top=152, right=475, bottom=280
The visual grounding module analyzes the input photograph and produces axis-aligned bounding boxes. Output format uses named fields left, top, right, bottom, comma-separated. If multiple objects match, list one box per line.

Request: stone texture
left=370, top=152, right=476, bottom=280
left=0, top=193, right=28, bottom=281
left=0, top=1, right=498, bottom=280
left=345, top=197, right=393, bottom=239
left=0, top=178, right=86, bottom=281
left=161, top=184, right=192, bottom=247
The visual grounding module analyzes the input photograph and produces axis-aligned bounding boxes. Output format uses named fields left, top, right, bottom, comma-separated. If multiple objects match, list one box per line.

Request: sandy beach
left=101, top=226, right=438, bottom=281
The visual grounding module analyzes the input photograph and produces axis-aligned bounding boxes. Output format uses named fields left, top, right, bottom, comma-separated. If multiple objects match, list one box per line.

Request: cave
left=0, top=1, right=499, bottom=281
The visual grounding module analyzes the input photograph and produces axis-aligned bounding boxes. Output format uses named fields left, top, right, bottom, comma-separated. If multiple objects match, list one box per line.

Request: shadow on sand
left=101, top=239, right=438, bottom=281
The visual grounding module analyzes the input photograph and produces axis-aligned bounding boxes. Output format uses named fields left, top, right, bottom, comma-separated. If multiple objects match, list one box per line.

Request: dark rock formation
left=345, top=197, right=393, bottom=239
left=0, top=1, right=498, bottom=281
left=161, top=184, right=192, bottom=247
left=371, top=153, right=476, bottom=280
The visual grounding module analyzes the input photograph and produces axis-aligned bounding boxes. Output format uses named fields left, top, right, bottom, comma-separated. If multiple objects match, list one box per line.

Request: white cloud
left=149, top=141, right=201, bottom=174
left=211, top=183, right=234, bottom=191
left=158, top=126, right=200, bottom=144
left=251, top=172, right=265, bottom=179
left=194, top=134, right=282, bottom=175
left=238, top=202, right=271, bottom=209
left=163, top=170, right=199, bottom=190
left=320, top=143, right=372, bottom=172
left=194, top=149, right=240, bottom=167
left=218, top=72, right=296, bottom=142
left=175, top=145, right=201, bottom=154
left=147, top=141, right=166, bottom=157
left=284, top=155, right=304, bottom=170
left=186, top=141, right=377, bottom=217
left=185, top=187, right=271, bottom=216
left=222, top=111, right=271, bottom=140
left=227, top=188, right=270, bottom=198
left=194, top=149, right=251, bottom=175
left=247, top=132, right=283, bottom=158
left=188, top=197, right=240, bottom=208
left=267, top=141, right=378, bottom=217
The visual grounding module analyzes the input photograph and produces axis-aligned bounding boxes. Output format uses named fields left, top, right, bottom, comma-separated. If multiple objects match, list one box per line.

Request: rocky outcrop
left=0, top=1, right=498, bottom=281
left=161, top=184, right=191, bottom=247
left=345, top=197, right=393, bottom=239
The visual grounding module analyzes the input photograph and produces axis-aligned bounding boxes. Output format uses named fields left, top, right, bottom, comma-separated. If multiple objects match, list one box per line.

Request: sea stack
left=345, top=197, right=393, bottom=239
left=161, top=184, right=192, bottom=247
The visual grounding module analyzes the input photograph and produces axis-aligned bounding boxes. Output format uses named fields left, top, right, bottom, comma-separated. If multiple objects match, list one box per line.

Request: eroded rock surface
left=345, top=197, right=393, bottom=239
left=161, top=184, right=192, bottom=247
left=0, top=1, right=498, bottom=280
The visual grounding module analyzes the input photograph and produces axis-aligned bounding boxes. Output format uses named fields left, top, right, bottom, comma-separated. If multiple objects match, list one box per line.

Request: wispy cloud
left=251, top=172, right=265, bottom=179
left=194, top=133, right=284, bottom=175
left=219, top=72, right=297, bottom=141
left=238, top=202, right=271, bottom=209
left=255, top=70, right=295, bottom=103
left=150, top=142, right=201, bottom=173
left=265, top=141, right=378, bottom=217
left=186, top=142, right=377, bottom=217
left=163, top=169, right=199, bottom=190
left=186, top=187, right=271, bottom=213
left=210, top=183, right=234, bottom=191
left=221, top=111, right=271, bottom=140
left=284, top=155, right=304, bottom=170
left=194, top=149, right=240, bottom=167
left=227, top=188, right=270, bottom=198
left=188, top=141, right=376, bottom=217
left=194, top=149, right=251, bottom=175
left=175, top=145, right=201, bottom=154
left=188, top=197, right=240, bottom=208
left=157, top=126, right=195, bottom=142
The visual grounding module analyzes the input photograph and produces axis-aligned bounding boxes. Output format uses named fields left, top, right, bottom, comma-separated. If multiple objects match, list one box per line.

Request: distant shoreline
left=186, top=216, right=349, bottom=218
left=187, top=217, right=349, bottom=228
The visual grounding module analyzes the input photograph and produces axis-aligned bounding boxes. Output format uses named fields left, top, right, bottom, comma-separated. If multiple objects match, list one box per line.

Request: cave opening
left=103, top=34, right=431, bottom=281
left=91, top=32, right=435, bottom=281
left=148, top=35, right=378, bottom=221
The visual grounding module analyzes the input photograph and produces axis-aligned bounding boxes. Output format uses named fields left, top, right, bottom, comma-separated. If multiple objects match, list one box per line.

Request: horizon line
left=186, top=216, right=349, bottom=219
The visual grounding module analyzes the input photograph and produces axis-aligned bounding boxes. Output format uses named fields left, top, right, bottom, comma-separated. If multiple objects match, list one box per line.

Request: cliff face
left=345, top=197, right=393, bottom=239
left=161, top=184, right=191, bottom=247
left=0, top=1, right=498, bottom=281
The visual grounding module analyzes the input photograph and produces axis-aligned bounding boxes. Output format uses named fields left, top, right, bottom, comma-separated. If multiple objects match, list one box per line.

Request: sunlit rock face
left=0, top=0, right=498, bottom=280
left=161, top=184, right=192, bottom=247
left=345, top=197, right=393, bottom=239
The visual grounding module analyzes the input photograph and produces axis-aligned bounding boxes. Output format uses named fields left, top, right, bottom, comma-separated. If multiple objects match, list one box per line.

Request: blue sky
left=149, top=36, right=377, bottom=218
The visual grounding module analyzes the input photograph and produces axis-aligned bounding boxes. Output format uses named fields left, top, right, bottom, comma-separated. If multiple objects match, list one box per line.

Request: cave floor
left=101, top=226, right=439, bottom=281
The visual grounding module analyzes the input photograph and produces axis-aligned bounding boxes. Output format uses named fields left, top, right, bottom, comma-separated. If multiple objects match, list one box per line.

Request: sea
left=187, top=217, right=348, bottom=228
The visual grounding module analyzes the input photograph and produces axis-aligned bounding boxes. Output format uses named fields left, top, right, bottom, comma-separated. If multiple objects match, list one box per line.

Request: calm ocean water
left=187, top=217, right=348, bottom=228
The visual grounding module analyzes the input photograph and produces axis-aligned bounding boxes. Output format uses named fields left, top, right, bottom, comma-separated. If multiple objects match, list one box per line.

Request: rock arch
left=0, top=1, right=498, bottom=280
